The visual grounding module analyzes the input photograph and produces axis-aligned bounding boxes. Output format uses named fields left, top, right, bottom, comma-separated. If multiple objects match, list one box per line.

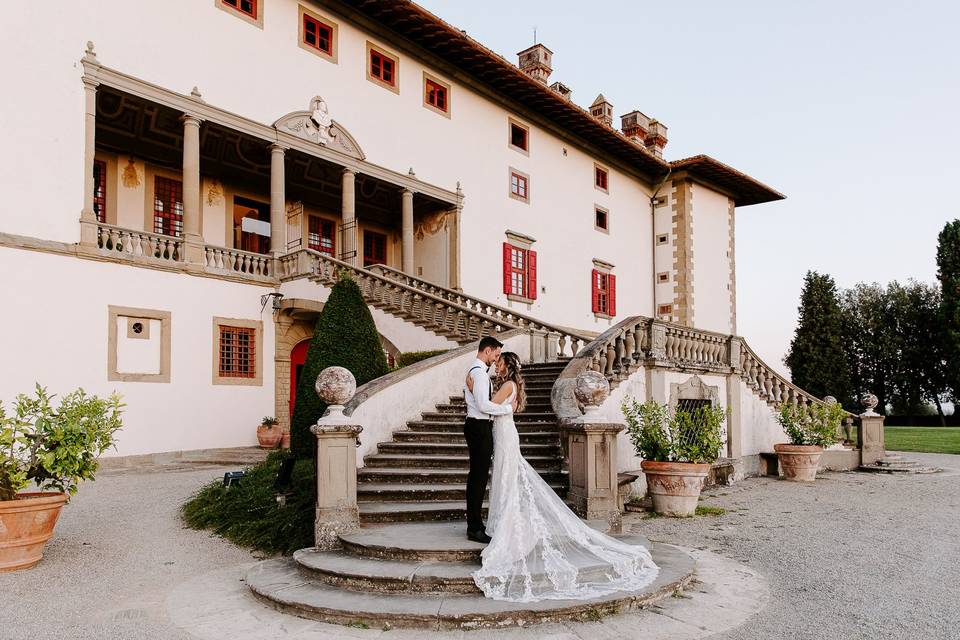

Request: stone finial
left=823, top=396, right=837, bottom=405
left=574, top=370, right=609, bottom=419
left=315, top=366, right=356, bottom=423
left=860, top=392, right=879, bottom=416
left=85, top=41, right=97, bottom=58
left=408, top=167, right=416, bottom=178
left=190, top=86, right=203, bottom=100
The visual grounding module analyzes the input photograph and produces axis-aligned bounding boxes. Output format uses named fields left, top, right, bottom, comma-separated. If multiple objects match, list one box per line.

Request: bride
left=467, top=351, right=659, bottom=603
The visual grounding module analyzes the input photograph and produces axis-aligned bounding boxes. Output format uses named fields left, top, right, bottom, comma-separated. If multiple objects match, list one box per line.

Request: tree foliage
left=289, top=274, right=389, bottom=459
left=840, top=283, right=897, bottom=413
left=937, top=220, right=960, bottom=403
left=621, top=399, right=726, bottom=464
left=784, top=271, right=853, bottom=407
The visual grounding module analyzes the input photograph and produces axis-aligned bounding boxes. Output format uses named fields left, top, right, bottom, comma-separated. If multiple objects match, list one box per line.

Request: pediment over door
left=273, top=96, right=365, bottom=160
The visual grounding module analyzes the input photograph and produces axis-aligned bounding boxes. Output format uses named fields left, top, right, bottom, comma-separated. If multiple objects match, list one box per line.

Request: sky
left=416, top=0, right=960, bottom=376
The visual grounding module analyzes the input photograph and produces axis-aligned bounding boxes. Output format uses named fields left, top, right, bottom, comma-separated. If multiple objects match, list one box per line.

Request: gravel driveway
left=2, top=452, right=957, bottom=640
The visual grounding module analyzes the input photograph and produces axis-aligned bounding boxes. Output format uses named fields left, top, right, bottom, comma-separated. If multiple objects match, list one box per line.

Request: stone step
left=859, top=463, right=942, bottom=474
left=295, top=549, right=480, bottom=594
left=362, top=454, right=562, bottom=471
left=405, top=422, right=558, bottom=434
left=420, top=412, right=557, bottom=423
left=357, top=482, right=567, bottom=502
left=376, top=442, right=559, bottom=457
left=357, top=467, right=567, bottom=485
left=339, top=522, right=486, bottom=561
left=359, top=501, right=486, bottom=524
left=392, top=431, right=559, bottom=445
left=246, top=539, right=694, bottom=630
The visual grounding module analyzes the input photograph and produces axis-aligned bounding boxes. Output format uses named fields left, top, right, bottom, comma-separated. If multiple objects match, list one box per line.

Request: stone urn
left=774, top=444, right=823, bottom=482
left=640, top=460, right=711, bottom=517
left=0, top=492, right=68, bottom=572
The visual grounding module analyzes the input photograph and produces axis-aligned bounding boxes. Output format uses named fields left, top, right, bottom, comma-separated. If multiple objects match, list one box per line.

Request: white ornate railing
left=96, top=223, right=182, bottom=263
left=204, top=245, right=273, bottom=279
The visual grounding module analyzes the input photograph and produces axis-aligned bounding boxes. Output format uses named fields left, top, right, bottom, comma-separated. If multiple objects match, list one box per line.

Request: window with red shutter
left=591, top=269, right=600, bottom=313
left=608, top=274, right=617, bottom=316
left=527, top=250, right=537, bottom=300
left=592, top=269, right=613, bottom=316
left=503, top=243, right=533, bottom=299
left=502, top=243, right=512, bottom=294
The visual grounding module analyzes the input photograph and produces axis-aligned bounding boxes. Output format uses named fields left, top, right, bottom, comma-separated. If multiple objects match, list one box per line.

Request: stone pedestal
left=858, top=413, right=885, bottom=467
left=528, top=328, right=547, bottom=363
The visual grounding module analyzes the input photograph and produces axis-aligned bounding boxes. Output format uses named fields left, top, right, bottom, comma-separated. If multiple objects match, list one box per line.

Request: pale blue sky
left=417, top=0, right=960, bottom=375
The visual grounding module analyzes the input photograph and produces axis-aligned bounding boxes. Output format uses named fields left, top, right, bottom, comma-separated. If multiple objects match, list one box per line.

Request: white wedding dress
left=472, top=384, right=659, bottom=602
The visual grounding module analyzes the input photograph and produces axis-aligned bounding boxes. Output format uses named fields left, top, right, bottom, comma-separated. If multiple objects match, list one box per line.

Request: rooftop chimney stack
left=621, top=110, right=650, bottom=144
left=517, top=44, right=553, bottom=84
left=590, top=94, right=614, bottom=127
left=645, top=120, right=668, bottom=158
left=549, top=81, right=573, bottom=101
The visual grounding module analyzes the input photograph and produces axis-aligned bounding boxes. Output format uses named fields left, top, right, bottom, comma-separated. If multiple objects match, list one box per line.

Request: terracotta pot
left=280, top=431, right=291, bottom=449
left=257, top=424, right=282, bottom=449
left=774, top=444, right=823, bottom=482
left=0, top=492, right=68, bottom=572
left=641, top=460, right=711, bottom=517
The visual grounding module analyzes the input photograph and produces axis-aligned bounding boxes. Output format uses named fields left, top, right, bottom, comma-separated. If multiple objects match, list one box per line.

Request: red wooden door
left=289, top=339, right=311, bottom=420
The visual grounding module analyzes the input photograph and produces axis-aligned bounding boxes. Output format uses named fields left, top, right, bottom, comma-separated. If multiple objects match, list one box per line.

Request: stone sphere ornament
left=860, top=392, right=879, bottom=415
left=574, top=370, right=610, bottom=416
left=823, top=395, right=837, bottom=405
left=315, top=366, right=356, bottom=406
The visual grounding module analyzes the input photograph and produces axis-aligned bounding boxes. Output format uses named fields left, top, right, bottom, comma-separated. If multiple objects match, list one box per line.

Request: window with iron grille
left=369, top=49, right=395, bottom=86
left=222, top=0, right=256, bottom=19
left=676, top=398, right=713, bottom=415
left=308, top=216, right=335, bottom=256
left=303, top=14, right=333, bottom=54
left=363, top=230, right=387, bottom=267
left=153, top=176, right=183, bottom=237
left=424, top=79, right=447, bottom=112
left=93, top=159, right=107, bottom=223
left=219, top=326, right=256, bottom=378
left=510, top=172, right=528, bottom=201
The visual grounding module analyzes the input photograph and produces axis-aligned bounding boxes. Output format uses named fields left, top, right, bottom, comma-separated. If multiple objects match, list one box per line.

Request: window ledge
left=593, top=312, right=613, bottom=321
left=507, top=294, right=535, bottom=305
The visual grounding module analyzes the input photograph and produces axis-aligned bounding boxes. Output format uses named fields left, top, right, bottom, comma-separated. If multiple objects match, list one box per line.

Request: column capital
left=269, top=142, right=289, bottom=153
left=81, top=75, right=100, bottom=91
left=401, top=187, right=415, bottom=197
left=341, top=167, right=357, bottom=178
left=181, top=113, right=204, bottom=127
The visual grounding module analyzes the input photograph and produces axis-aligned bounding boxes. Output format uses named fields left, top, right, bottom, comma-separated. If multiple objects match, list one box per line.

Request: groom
left=463, top=336, right=511, bottom=543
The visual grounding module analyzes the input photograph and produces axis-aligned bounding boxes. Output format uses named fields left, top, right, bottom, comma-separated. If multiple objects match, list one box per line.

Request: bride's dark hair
left=496, top=351, right=526, bottom=412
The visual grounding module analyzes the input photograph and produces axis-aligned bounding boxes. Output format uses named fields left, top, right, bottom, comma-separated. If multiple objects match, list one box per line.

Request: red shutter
left=608, top=274, right=617, bottom=316
left=591, top=269, right=600, bottom=313
left=503, top=243, right=512, bottom=294
left=527, top=250, right=537, bottom=300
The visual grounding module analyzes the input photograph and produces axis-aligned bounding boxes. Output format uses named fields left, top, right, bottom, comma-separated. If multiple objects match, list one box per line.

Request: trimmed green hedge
left=394, top=349, right=450, bottom=369
left=289, top=275, right=389, bottom=459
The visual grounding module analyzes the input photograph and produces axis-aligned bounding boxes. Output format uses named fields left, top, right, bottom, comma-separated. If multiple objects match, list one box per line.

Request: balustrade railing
left=96, top=223, right=182, bottom=263
left=204, top=245, right=273, bottom=279
left=368, top=264, right=589, bottom=358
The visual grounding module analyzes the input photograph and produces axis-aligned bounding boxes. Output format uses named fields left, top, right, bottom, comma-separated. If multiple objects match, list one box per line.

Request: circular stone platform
left=244, top=522, right=697, bottom=630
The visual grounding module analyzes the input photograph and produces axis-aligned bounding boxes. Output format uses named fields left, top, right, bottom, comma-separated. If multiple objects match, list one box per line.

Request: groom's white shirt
left=465, top=358, right=511, bottom=420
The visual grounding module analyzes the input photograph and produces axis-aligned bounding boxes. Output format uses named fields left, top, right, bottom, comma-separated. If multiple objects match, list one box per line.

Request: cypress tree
left=289, top=274, right=389, bottom=459
left=784, top=271, right=853, bottom=405
left=936, top=220, right=960, bottom=402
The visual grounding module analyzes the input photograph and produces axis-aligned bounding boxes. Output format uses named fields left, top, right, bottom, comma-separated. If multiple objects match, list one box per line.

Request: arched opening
left=289, top=339, right=311, bottom=420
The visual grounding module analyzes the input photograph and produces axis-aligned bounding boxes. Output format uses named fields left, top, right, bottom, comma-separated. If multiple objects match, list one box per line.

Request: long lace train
left=472, top=388, right=659, bottom=602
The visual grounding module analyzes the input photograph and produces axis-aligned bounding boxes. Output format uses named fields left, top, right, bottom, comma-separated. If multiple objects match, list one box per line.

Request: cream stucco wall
left=691, top=185, right=734, bottom=334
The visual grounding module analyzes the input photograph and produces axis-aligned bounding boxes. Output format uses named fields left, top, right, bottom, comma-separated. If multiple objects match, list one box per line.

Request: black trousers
left=463, top=417, right=493, bottom=532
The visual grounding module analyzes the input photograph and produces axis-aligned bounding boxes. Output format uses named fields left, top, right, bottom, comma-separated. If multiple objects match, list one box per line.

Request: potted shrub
left=774, top=401, right=844, bottom=482
left=622, top=399, right=726, bottom=516
left=1, top=385, right=123, bottom=572
left=257, top=416, right=282, bottom=449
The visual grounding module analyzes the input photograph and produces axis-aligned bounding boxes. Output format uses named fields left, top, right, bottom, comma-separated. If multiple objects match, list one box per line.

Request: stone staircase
left=357, top=360, right=569, bottom=524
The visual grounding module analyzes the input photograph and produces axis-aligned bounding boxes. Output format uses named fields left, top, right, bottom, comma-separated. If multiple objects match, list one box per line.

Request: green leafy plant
left=0, top=385, right=124, bottom=502
left=777, top=402, right=844, bottom=447
left=621, top=398, right=726, bottom=464
left=393, top=349, right=450, bottom=369
left=260, top=416, right=278, bottom=427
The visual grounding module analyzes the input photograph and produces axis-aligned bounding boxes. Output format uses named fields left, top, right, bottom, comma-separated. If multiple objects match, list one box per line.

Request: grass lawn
left=885, top=427, right=960, bottom=455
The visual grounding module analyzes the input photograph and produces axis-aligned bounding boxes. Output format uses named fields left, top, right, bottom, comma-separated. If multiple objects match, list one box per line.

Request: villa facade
left=0, top=0, right=784, bottom=458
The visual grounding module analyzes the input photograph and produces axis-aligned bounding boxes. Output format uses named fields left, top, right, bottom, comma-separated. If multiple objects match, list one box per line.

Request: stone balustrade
left=204, top=245, right=273, bottom=280
left=96, top=222, right=182, bottom=264
left=368, top=263, right=589, bottom=359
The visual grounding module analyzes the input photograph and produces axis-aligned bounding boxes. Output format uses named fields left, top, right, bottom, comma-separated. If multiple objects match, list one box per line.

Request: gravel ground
left=1, top=452, right=958, bottom=640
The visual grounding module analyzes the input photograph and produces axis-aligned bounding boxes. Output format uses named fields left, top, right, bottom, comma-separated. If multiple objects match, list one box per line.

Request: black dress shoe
left=467, top=529, right=492, bottom=544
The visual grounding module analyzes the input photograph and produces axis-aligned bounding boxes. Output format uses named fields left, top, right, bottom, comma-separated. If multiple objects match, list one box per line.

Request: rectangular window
left=232, top=196, right=270, bottom=255
left=657, top=271, right=670, bottom=283
left=368, top=47, right=397, bottom=87
left=424, top=78, right=448, bottom=113
left=363, top=230, right=388, bottom=267
left=509, top=121, right=529, bottom=152
left=222, top=0, right=257, bottom=19
left=595, top=207, right=608, bottom=231
left=510, top=171, right=529, bottom=202
left=303, top=14, right=333, bottom=54
left=595, top=166, right=609, bottom=191
left=658, top=304, right=673, bottom=316
left=591, top=269, right=617, bottom=317
left=502, top=243, right=537, bottom=300
left=308, top=216, right=335, bottom=256
left=219, top=325, right=256, bottom=378
left=656, top=233, right=669, bottom=245
left=153, top=176, right=184, bottom=237
left=93, top=159, right=107, bottom=224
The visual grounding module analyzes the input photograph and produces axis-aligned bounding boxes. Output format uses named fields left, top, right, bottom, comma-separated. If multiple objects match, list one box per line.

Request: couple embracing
left=462, top=336, right=660, bottom=603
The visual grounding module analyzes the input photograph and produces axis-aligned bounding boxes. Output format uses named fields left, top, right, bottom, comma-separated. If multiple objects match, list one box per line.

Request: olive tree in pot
left=0, top=385, right=123, bottom=572
left=774, top=401, right=844, bottom=482
left=622, top=399, right=726, bottom=517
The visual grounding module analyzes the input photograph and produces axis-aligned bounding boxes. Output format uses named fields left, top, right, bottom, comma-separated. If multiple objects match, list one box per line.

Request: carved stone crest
left=273, top=96, right=365, bottom=160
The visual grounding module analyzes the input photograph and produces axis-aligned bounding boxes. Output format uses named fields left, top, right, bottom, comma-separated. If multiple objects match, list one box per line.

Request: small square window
left=219, top=326, right=257, bottom=379
left=509, top=121, right=529, bottom=152
left=423, top=74, right=450, bottom=116
left=510, top=171, right=529, bottom=202
left=217, top=0, right=262, bottom=27
left=657, top=271, right=670, bottom=283
left=595, top=166, right=609, bottom=191
left=367, top=43, right=399, bottom=92
left=595, top=208, right=609, bottom=231
left=303, top=15, right=333, bottom=54
left=658, top=304, right=673, bottom=316
left=656, top=233, right=669, bottom=245
left=222, top=0, right=256, bottom=18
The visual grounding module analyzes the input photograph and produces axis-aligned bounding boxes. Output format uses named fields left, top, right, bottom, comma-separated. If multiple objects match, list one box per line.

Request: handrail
left=368, top=263, right=590, bottom=358
left=96, top=222, right=182, bottom=263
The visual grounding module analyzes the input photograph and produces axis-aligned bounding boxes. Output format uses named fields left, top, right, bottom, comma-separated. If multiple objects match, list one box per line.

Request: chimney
left=517, top=44, right=553, bottom=84
left=549, top=81, right=572, bottom=101
left=645, top=120, right=668, bottom=158
left=590, top=94, right=614, bottom=127
left=621, top=110, right=650, bottom=144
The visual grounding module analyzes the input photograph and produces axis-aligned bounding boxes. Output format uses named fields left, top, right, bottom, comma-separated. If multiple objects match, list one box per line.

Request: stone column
left=528, top=328, right=547, bottom=363
left=341, top=169, right=357, bottom=266
left=269, top=144, right=287, bottom=256
left=311, top=366, right=362, bottom=550
left=725, top=336, right=744, bottom=460
left=401, top=189, right=414, bottom=274
left=449, top=186, right=463, bottom=290
left=79, top=74, right=100, bottom=247
left=564, top=371, right=623, bottom=532
left=181, top=114, right=204, bottom=264
left=858, top=393, right=885, bottom=466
